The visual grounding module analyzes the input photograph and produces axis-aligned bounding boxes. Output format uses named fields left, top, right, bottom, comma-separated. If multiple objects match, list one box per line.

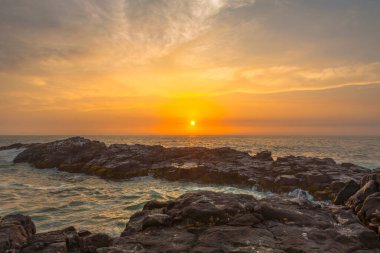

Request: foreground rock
left=5, top=136, right=373, bottom=201
left=106, top=191, right=380, bottom=252
left=0, top=214, right=113, bottom=253
left=1, top=191, right=379, bottom=253
left=334, top=171, right=380, bottom=236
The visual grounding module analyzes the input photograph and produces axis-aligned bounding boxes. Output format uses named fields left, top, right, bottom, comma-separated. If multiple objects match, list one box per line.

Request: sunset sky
left=1, top=0, right=380, bottom=135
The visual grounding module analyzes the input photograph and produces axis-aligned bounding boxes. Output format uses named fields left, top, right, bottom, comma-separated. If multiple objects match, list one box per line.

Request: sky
left=0, top=0, right=380, bottom=135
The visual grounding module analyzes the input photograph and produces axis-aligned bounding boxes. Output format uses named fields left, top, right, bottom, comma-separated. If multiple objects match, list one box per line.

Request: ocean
left=0, top=135, right=379, bottom=236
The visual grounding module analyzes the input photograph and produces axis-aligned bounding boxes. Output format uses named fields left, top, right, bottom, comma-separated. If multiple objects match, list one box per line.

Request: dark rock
left=20, top=227, right=80, bottom=253
left=253, top=150, right=273, bottom=161
left=78, top=230, right=91, bottom=237
left=0, top=214, right=36, bottom=253
left=274, top=174, right=300, bottom=187
left=82, top=233, right=112, bottom=253
left=334, top=180, right=361, bottom=205
left=357, top=192, right=380, bottom=233
left=0, top=143, right=25, bottom=150
left=331, top=180, right=347, bottom=194
left=99, top=191, right=380, bottom=252
left=342, top=162, right=355, bottom=168
left=14, top=137, right=107, bottom=170
left=12, top=137, right=373, bottom=201
left=141, top=214, right=171, bottom=230
left=346, top=180, right=378, bottom=210
left=2, top=190, right=380, bottom=252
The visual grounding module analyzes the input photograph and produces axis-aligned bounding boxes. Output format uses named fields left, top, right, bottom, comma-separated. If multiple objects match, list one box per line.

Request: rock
left=303, top=172, right=331, bottom=185
left=141, top=214, right=171, bottom=230
left=82, top=233, right=113, bottom=253
left=20, top=227, right=80, bottom=253
left=274, top=174, right=300, bottom=187
left=346, top=180, right=378, bottom=210
left=12, top=137, right=373, bottom=201
left=361, top=172, right=380, bottom=187
left=334, top=180, right=361, bottom=205
left=331, top=180, right=347, bottom=193
left=98, top=191, right=380, bottom=252
left=0, top=214, right=36, bottom=253
left=2, top=190, right=380, bottom=252
left=252, top=150, right=273, bottom=161
left=357, top=192, right=380, bottom=233
left=14, top=137, right=107, bottom=170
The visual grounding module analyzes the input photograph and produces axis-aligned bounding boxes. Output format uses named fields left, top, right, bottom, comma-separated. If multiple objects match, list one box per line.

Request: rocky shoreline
left=5, top=136, right=375, bottom=200
left=1, top=191, right=380, bottom=253
left=1, top=137, right=380, bottom=252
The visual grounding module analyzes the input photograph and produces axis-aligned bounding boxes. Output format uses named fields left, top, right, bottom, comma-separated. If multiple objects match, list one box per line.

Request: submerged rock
left=11, top=137, right=373, bottom=201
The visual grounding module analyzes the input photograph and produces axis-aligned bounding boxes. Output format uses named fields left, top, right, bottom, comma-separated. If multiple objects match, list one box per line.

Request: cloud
left=0, top=0, right=256, bottom=72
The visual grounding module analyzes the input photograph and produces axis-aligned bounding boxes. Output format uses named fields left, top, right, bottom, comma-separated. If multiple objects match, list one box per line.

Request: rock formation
left=1, top=191, right=380, bottom=253
left=6, top=136, right=372, bottom=201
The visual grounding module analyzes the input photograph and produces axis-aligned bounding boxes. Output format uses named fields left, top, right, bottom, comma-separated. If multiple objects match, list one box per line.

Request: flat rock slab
left=8, top=136, right=373, bottom=200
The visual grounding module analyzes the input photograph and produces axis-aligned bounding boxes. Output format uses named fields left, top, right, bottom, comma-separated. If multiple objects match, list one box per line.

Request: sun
left=190, top=120, right=196, bottom=126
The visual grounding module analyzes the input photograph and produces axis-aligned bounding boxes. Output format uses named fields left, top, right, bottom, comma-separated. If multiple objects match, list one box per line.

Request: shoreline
left=1, top=137, right=380, bottom=251
left=5, top=136, right=375, bottom=201
left=1, top=190, right=380, bottom=252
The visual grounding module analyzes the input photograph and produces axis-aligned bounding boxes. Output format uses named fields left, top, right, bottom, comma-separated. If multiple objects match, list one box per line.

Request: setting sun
left=190, top=120, right=196, bottom=126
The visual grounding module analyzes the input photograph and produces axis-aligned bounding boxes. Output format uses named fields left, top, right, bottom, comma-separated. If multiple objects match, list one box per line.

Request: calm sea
left=0, top=135, right=379, bottom=235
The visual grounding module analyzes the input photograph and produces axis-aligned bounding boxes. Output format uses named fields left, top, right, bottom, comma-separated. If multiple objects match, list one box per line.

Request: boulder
left=253, top=150, right=273, bottom=161
left=81, top=233, right=113, bottom=253
left=357, top=192, right=380, bottom=233
left=334, top=180, right=361, bottom=205
left=20, top=227, right=80, bottom=253
left=0, top=214, right=36, bottom=253
left=99, top=191, right=380, bottom=252
left=346, top=180, right=378, bottom=210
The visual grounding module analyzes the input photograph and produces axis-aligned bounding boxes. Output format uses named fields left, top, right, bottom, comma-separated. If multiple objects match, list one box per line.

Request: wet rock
left=274, top=174, right=300, bottom=188
left=20, top=227, right=80, bottom=253
left=14, top=137, right=106, bottom=169
left=0, top=143, right=27, bottom=150
left=99, top=191, right=380, bottom=252
left=0, top=214, right=36, bottom=253
left=13, top=137, right=373, bottom=201
left=346, top=180, right=378, bottom=210
left=141, top=214, right=171, bottom=230
left=252, top=150, right=273, bottom=161
left=108, top=228, right=195, bottom=253
left=81, top=233, right=112, bottom=253
left=334, top=180, right=361, bottom=205
left=357, top=192, right=380, bottom=233
left=2, top=190, right=380, bottom=252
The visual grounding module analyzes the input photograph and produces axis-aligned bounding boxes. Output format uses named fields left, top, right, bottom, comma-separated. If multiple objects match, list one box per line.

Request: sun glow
left=190, top=120, right=196, bottom=126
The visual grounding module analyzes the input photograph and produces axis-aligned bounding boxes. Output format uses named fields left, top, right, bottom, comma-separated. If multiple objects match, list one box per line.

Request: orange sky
left=1, top=0, right=380, bottom=135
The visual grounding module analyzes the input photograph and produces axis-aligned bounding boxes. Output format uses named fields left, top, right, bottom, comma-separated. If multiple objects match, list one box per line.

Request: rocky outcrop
left=5, top=136, right=373, bottom=201
left=0, top=214, right=113, bottom=253
left=0, top=214, right=35, bottom=253
left=2, top=191, right=379, bottom=253
left=334, top=171, right=380, bottom=236
left=0, top=143, right=36, bottom=151
left=103, top=191, right=380, bottom=252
